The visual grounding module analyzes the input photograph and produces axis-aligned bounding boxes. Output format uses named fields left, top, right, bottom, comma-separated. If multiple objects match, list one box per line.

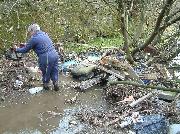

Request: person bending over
left=15, top=23, right=60, bottom=91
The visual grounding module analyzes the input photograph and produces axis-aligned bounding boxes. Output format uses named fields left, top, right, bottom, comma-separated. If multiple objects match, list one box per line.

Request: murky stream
left=0, top=75, right=107, bottom=134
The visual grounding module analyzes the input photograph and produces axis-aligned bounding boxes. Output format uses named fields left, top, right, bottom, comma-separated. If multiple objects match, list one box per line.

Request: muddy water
left=0, top=75, right=107, bottom=134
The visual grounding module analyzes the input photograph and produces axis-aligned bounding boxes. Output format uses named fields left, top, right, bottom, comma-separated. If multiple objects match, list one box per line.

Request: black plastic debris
left=5, top=48, right=24, bottom=61
left=133, top=114, right=168, bottom=134
left=74, top=74, right=105, bottom=91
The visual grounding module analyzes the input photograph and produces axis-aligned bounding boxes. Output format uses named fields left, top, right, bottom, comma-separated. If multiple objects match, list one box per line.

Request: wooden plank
left=98, top=65, right=125, bottom=80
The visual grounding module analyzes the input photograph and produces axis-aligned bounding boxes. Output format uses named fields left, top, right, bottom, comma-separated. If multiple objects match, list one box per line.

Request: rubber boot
left=43, top=83, right=50, bottom=90
left=53, top=81, right=59, bottom=91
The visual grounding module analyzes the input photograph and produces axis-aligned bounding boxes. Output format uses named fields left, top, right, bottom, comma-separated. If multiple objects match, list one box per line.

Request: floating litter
left=29, top=87, right=43, bottom=94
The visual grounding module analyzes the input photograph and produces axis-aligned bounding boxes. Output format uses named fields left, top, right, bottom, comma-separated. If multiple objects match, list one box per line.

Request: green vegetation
left=0, top=0, right=179, bottom=63
left=64, top=37, right=124, bottom=53
left=89, top=37, right=124, bottom=48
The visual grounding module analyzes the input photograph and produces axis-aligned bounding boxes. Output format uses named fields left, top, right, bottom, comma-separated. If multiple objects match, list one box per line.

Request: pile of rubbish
left=60, top=47, right=180, bottom=91
left=58, top=47, right=180, bottom=133
left=0, top=53, right=42, bottom=102
left=70, top=84, right=179, bottom=133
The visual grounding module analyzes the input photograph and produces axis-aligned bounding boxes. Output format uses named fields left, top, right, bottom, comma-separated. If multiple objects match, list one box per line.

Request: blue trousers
left=38, top=50, right=59, bottom=84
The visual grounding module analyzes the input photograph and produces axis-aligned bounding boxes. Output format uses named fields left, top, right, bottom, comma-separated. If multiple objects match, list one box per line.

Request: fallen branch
left=109, top=81, right=180, bottom=93
left=129, top=92, right=153, bottom=107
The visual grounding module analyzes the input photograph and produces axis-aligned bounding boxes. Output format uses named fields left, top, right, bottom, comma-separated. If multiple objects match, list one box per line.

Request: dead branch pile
left=105, top=84, right=175, bottom=114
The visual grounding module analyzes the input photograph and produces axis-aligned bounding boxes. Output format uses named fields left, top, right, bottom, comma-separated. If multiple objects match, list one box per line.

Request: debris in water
left=1, top=96, right=5, bottom=101
left=29, top=87, right=43, bottom=94
left=46, top=111, right=62, bottom=117
left=65, top=93, right=79, bottom=104
left=14, top=79, right=23, bottom=89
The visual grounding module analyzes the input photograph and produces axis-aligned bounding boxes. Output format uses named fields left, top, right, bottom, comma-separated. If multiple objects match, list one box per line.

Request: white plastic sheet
left=29, top=87, right=43, bottom=94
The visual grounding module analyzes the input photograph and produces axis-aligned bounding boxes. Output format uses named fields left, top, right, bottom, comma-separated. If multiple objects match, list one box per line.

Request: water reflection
left=51, top=108, right=84, bottom=134
left=3, top=129, right=42, bottom=134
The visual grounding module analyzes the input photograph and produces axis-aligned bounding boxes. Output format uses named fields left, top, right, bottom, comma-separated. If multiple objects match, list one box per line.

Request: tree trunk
left=117, top=0, right=134, bottom=64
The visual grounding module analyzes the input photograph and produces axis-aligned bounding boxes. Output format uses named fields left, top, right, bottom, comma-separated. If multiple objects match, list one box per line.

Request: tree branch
left=131, top=0, right=175, bottom=57
left=109, top=80, right=180, bottom=93
left=166, top=9, right=180, bottom=22
left=160, top=15, right=180, bottom=31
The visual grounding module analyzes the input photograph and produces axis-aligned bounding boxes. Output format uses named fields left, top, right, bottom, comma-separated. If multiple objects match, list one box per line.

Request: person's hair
left=27, top=23, right=40, bottom=33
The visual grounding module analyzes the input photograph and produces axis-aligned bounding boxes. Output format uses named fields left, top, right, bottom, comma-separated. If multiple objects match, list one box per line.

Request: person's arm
left=16, top=38, right=35, bottom=53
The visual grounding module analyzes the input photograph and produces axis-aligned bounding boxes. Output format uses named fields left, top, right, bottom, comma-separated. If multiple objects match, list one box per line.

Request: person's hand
left=19, top=43, right=25, bottom=48
left=12, top=45, right=17, bottom=51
